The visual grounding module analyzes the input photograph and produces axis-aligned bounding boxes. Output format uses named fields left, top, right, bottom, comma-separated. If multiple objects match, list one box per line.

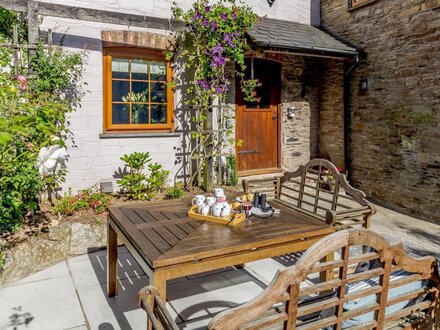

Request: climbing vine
left=167, top=0, right=258, bottom=189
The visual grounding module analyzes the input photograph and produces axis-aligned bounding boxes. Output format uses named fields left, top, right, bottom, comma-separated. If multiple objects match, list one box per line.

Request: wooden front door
left=236, top=59, right=281, bottom=174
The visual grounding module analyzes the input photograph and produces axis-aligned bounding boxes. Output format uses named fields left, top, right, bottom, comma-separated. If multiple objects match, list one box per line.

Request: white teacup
left=198, top=203, right=210, bottom=216
left=211, top=203, right=223, bottom=217
left=213, top=188, right=225, bottom=199
left=192, top=194, right=206, bottom=206
left=205, top=196, right=216, bottom=207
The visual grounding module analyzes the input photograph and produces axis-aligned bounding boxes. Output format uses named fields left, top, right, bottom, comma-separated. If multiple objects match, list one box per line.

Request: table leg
left=107, top=220, right=118, bottom=297
left=152, top=271, right=167, bottom=302
left=320, top=252, right=334, bottom=283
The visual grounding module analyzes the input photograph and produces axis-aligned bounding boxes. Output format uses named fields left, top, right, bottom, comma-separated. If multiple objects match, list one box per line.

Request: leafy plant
left=54, top=188, right=111, bottom=216
left=117, top=152, right=151, bottom=200
left=0, top=250, right=5, bottom=272
left=147, top=163, right=170, bottom=197
left=166, top=186, right=186, bottom=199
left=226, top=154, right=238, bottom=186
left=0, top=12, right=86, bottom=233
left=168, top=0, right=257, bottom=189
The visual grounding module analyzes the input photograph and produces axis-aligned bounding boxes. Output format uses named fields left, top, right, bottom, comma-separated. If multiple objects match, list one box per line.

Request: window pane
left=131, top=81, right=149, bottom=102
left=150, top=61, right=166, bottom=81
left=112, top=80, right=130, bottom=101
left=131, top=60, right=148, bottom=80
left=132, top=104, right=149, bottom=124
left=112, top=103, right=130, bottom=124
left=112, top=58, right=129, bottom=79
left=151, top=82, right=166, bottom=103
left=151, top=104, right=167, bottom=124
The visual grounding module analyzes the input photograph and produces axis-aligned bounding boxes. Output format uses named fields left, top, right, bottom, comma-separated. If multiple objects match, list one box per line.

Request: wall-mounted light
left=268, top=0, right=275, bottom=7
left=287, top=106, right=295, bottom=119
left=359, top=78, right=369, bottom=92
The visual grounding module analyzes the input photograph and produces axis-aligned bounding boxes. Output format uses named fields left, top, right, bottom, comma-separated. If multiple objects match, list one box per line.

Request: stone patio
left=1, top=204, right=439, bottom=330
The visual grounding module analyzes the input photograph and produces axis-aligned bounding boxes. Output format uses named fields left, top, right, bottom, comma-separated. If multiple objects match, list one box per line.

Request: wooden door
left=236, top=59, right=281, bottom=174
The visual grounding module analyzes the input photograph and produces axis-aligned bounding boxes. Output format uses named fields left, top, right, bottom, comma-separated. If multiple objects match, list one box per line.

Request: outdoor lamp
left=359, top=78, right=369, bottom=92
left=287, top=106, right=295, bottom=119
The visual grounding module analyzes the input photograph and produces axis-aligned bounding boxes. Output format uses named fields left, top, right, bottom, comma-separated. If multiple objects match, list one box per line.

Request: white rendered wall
left=39, top=0, right=312, bottom=193
left=36, top=0, right=311, bottom=24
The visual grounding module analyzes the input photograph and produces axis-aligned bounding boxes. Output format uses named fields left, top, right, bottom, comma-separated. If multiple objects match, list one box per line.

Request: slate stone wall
left=321, top=0, right=440, bottom=220
left=280, top=54, right=345, bottom=171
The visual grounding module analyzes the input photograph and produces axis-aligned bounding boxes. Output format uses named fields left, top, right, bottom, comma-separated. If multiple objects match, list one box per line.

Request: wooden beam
left=0, top=0, right=185, bottom=30
left=27, top=0, right=38, bottom=74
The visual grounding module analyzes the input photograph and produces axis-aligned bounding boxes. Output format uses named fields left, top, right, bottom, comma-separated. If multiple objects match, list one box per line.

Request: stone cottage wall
left=321, top=0, right=440, bottom=220
left=280, top=54, right=345, bottom=171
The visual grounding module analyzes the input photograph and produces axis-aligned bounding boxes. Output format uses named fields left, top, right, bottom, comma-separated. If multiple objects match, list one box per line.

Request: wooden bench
left=242, top=158, right=376, bottom=229
left=139, top=229, right=440, bottom=329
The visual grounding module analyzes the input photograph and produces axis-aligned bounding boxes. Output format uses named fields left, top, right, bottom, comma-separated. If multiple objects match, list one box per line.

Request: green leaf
left=0, top=132, right=13, bottom=146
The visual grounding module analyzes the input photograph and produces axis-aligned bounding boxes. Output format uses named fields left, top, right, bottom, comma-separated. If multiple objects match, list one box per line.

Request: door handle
left=272, top=115, right=278, bottom=120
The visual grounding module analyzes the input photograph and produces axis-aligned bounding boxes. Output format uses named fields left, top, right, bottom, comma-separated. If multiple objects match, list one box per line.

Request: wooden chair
left=139, top=229, right=440, bottom=329
left=242, top=158, right=377, bottom=229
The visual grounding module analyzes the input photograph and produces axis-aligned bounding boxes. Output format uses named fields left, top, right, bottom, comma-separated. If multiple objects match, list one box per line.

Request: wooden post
left=48, top=28, right=53, bottom=46
left=27, top=0, right=39, bottom=74
left=204, top=105, right=214, bottom=192
left=12, top=26, right=19, bottom=76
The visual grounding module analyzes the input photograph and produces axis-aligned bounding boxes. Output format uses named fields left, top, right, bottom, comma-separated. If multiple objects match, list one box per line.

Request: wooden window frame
left=348, top=0, right=378, bottom=10
left=103, top=47, right=174, bottom=132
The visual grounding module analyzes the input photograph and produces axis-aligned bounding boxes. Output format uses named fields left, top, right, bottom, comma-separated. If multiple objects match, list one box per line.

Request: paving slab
left=0, top=261, right=86, bottom=330
left=167, top=268, right=265, bottom=323
left=68, top=248, right=144, bottom=290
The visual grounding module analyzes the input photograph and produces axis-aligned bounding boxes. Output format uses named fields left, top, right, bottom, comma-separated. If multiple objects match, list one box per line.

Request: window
left=348, top=0, right=377, bottom=10
left=103, top=48, right=173, bottom=132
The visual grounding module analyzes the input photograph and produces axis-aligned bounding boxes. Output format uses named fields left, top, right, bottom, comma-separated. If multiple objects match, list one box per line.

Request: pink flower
left=17, top=75, right=27, bottom=90
left=17, top=75, right=26, bottom=84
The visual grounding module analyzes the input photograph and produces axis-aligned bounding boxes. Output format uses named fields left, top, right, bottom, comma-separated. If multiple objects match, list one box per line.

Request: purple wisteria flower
left=205, top=5, right=211, bottom=12
left=210, top=21, right=218, bottom=31
left=231, top=12, right=236, bottom=19
left=220, top=13, right=228, bottom=21
left=224, top=33, right=234, bottom=47
left=215, top=84, right=228, bottom=94
left=201, top=19, right=209, bottom=27
left=197, top=79, right=210, bottom=90
left=192, top=11, right=203, bottom=20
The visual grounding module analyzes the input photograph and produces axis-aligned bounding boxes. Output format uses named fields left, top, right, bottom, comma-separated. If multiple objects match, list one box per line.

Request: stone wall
left=0, top=222, right=107, bottom=287
left=280, top=54, right=345, bottom=171
left=321, top=0, right=440, bottom=220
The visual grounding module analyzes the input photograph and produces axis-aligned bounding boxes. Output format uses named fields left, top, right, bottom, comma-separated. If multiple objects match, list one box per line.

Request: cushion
left=341, top=270, right=424, bottom=328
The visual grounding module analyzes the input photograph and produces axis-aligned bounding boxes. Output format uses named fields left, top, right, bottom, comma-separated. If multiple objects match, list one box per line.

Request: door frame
left=235, top=57, right=282, bottom=176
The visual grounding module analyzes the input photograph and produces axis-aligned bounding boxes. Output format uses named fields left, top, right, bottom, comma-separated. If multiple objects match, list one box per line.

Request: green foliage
left=54, top=188, right=111, bottom=216
left=0, top=250, right=5, bottom=271
left=166, top=186, right=186, bottom=199
left=169, top=0, right=257, bottom=188
left=226, top=154, right=238, bottom=186
left=117, top=152, right=170, bottom=200
left=0, top=8, right=27, bottom=41
left=0, top=13, right=86, bottom=233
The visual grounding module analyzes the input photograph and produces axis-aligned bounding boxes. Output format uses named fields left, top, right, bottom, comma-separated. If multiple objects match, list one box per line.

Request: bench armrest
left=138, top=286, right=179, bottom=330
left=326, top=205, right=377, bottom=229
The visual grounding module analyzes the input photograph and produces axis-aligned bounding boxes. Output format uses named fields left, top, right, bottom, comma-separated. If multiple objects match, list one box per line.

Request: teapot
left=212, top=198, right=230, bottom=217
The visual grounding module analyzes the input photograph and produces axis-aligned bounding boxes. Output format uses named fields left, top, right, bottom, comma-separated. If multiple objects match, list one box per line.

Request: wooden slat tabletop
left=108, top=199, right=334, bottom=270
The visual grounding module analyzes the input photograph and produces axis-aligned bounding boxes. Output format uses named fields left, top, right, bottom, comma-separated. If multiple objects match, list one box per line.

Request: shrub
left=166, top=186, right=185, bottom=199
left=54, top=188, right=111, bottom=216
left=0, top=15, right=86, bottom=233
left=117, top=152, right=169, bottom=200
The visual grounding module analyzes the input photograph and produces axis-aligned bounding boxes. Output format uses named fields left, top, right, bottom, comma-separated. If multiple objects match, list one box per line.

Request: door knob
left=272, top=115, right=278, bottom=120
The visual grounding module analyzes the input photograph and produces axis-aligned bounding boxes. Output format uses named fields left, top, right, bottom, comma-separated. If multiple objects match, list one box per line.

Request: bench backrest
left=209, top=229, right=439, bottom=329
left=243, top=159, right=376, bottom=228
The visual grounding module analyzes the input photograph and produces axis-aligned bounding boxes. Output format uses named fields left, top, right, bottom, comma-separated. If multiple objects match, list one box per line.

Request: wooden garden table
left=106, top=198, right=334, bottom=300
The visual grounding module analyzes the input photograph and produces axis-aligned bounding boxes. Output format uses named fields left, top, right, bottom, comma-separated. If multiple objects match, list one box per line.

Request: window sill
left=348, top=0, right=378, bottom=11
left=100, top=132, right=181, bottom=139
